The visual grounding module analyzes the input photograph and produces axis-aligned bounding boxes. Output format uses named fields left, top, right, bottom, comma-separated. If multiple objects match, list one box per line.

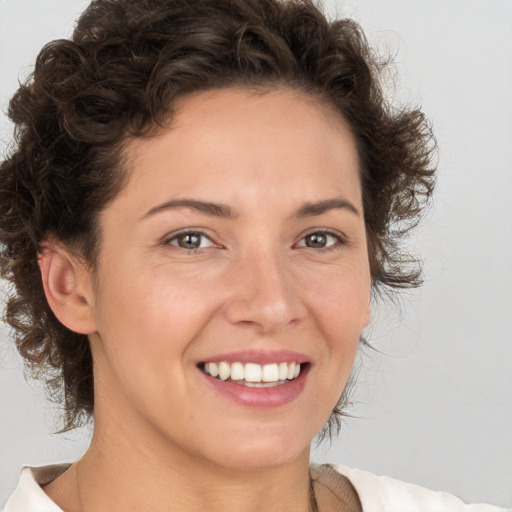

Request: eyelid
left=162, top=228, right=220, bottom=250
left=294, top=228, right=348, bottom=249
left=160, top=227, right=348, bottom=251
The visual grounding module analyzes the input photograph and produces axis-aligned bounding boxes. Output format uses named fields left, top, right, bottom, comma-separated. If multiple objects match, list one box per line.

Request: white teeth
left=262, top=363, right=279, bottom=382
left=245, top=363, right=262, bottom=382
left=231, top=362, right=244, bottom=381
left=242, top=381, right=287, bottom=388
left=218, top=362, right=230, bottom=381
left=201, top=361, right=303, bottom=383
left=209, top=362, right=219, bottom=378
left=279, top=362, right=288, bottom=380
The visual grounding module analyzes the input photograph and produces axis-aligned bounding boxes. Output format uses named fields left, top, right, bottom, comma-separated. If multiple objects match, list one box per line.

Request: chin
left=194, top=423, right=314, bottom=472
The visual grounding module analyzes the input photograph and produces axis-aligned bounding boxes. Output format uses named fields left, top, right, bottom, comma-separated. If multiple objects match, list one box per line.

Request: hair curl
left=0, top=0, right=436, bottom=433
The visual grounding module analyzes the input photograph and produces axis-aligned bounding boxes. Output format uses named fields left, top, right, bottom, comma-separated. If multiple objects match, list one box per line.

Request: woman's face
left=86, top=87, right=371, bottom=470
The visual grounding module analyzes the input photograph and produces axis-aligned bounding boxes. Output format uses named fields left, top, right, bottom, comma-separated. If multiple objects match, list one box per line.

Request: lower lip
left=200, top=366, right=310, bottom=408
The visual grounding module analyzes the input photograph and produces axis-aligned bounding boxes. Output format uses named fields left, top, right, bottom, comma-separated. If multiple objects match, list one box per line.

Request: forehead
left=119, top=86, right=361, bottom=210
left=169, top=86, right=354, bottom=151
left=128, top=85, right=356, bottom=152
left=171, top=85, right=347, bottom=129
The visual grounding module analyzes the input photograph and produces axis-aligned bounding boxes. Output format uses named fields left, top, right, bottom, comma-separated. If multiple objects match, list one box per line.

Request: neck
left=69, top=406, right=314, bottom=512
left=76, top=437, right=312, bottom=512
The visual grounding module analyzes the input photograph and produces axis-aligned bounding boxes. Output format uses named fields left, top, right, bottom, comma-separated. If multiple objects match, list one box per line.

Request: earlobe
left=39, top=241, right=97, bottom=335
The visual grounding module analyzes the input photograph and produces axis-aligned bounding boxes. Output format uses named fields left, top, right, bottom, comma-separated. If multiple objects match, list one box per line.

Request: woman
left=0, top=0, right=508, bottom=510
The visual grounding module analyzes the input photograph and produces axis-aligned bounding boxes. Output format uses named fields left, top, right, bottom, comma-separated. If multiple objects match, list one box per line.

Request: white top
left=2, top=463, right=509, bottom=512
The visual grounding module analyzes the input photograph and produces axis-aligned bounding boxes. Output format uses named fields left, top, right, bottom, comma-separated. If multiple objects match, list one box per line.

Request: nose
left=223, top=248, right=307, bottom=334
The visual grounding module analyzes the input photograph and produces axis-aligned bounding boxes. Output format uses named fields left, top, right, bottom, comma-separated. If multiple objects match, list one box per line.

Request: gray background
left=1, top=0, right=511, bottom=508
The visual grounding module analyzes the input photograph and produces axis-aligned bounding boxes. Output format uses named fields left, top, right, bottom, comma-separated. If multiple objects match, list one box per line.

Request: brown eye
left=166, top=231, right=214, bottom=250
left=177, top=233, right=202, bottom=249
left=304, top=233, right=328, bottom=248
left=297, top=231, right=344, bottom=249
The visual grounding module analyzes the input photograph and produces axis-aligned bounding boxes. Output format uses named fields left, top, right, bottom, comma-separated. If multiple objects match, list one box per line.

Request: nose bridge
left=224, top=241, right=305, bottom=332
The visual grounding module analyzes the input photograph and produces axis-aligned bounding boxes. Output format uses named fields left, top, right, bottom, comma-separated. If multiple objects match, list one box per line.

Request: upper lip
left=198, top=349, right=310, bottom=365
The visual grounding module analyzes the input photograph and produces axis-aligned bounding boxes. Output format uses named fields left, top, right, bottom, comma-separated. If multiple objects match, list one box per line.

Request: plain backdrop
left=1, top=0, right=511, bottom=508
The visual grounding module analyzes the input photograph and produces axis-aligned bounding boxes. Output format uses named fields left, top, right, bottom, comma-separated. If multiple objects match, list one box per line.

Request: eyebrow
left=295, top=198, right=360, bottom=218
left=142, top=199, right=237, bottom=219
left=141, top=197, right=360, bottom=220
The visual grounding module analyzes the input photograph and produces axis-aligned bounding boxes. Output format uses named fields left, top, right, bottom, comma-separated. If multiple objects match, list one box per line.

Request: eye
left=165, top=231, right=216, bottom=250
left=296, top=230, right=345, bottom=249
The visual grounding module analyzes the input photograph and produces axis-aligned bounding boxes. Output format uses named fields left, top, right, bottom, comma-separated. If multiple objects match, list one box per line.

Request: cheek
left=90, top=274, right=209, bottom=419
left=306, top=260, right=370, bottom=328
left=93, top=266, right=219, bottom=366
left=305, top=262, right=370, bottom=370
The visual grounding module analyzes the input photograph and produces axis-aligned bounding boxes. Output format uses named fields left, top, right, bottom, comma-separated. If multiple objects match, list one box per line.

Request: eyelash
left=296, top=229, right=348, bottom=251
left=162, top=228, right=348, bottom=253
left=163, top=230, right=218, bottom=253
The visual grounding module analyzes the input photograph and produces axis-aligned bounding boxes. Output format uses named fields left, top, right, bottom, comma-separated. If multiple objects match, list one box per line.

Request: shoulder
left=2, top=464, right=70, bottom=512
left=312, top=464, right=510, bottom=512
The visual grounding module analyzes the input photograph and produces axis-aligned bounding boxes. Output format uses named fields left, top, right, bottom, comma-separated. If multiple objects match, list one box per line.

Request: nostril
left=224, top=296, right=307, bottom=333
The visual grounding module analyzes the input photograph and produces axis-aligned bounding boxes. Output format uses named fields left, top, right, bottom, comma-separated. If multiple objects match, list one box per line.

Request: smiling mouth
left=198, top=361, right=305, bottom=388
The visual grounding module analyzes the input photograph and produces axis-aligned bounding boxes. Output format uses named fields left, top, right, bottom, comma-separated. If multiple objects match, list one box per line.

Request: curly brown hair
left=0, top=0, right=436, bottom=434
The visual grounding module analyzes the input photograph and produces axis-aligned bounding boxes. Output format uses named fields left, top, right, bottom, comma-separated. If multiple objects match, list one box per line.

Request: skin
left=41, top=87, right=370, bottom=511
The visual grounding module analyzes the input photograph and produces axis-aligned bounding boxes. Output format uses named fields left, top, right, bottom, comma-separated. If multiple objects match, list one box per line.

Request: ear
left=38, top=240, right=97, bottom=335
